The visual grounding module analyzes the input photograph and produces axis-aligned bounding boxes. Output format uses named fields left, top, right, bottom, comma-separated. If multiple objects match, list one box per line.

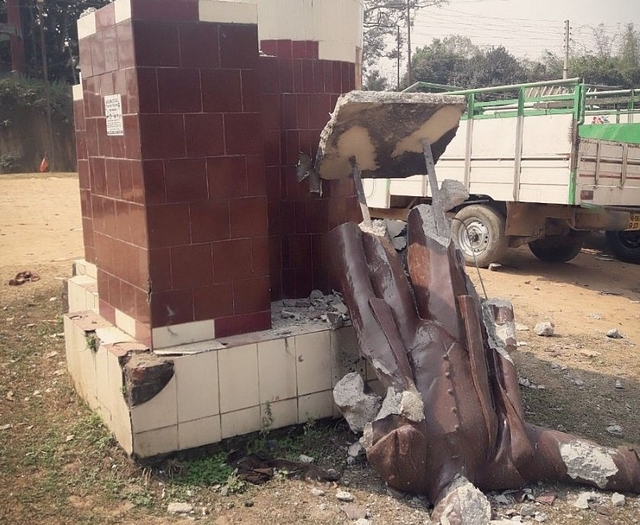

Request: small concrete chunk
left=336, top=490, right=354, bottom=502
left=611, top=492, right=626, bottom=507
left=534, top=322, right=555, bottom=337
left=311, top=488, right=325, bottom=497
left=561, top=441, right=619, bottom=489
left=606, top=329, right=623, bottom=339
left=167, top=502, right=193, bottom=514
left=333, top=373, right=382, bottom=433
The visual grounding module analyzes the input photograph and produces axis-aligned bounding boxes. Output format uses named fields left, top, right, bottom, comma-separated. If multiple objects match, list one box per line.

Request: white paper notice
left=104, top=94, right=124, bottom=136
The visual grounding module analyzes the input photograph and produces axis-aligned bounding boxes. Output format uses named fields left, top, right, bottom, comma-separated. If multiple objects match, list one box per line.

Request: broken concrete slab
left=123, top=353, right=175, bottom=407
left=315, top=91, right=466, bottom=181
left=333, top=372, right=382, bottom=433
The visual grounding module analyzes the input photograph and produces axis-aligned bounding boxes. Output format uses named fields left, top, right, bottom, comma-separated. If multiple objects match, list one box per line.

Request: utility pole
left=407, top=0, right=412, bottom=85
left=37, top=0, right=55, bottom=171
left=397, top=25, right=401, bottom=91
left=563, top=19, right=570, bottom=79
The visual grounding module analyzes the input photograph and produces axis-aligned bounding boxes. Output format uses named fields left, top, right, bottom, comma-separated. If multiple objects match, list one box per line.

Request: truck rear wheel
left=452, top=205, right=508, bottom=267
left=605, top=230, right=640, bottom=263
left=528, top=231, right=584, bottom=263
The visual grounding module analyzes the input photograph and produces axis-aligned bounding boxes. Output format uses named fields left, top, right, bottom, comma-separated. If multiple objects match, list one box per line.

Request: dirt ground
left=1, top=173, right=640, bottom=524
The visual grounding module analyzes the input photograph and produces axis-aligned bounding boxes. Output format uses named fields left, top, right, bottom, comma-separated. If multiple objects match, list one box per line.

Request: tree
left=0, top=0, right=110, bottom=82
left=363, top=69, right=390, bottom=91
left=410, top=35, right=479, bottom=87
left=362, top=0, right=447, bottom=73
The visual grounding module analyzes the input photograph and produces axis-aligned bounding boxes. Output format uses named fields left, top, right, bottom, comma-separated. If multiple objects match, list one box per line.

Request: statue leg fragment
left=521, top=424, right=640, bottom=493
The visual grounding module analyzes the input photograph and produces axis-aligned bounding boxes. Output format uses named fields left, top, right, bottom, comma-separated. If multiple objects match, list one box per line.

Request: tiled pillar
left=75, top=0, right=364, bottom=345
left=75, top=0, right=270, bottom=346
left=254, top=0, right=364, bottom=299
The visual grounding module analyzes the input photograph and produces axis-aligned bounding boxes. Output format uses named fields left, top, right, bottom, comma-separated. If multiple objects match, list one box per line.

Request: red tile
left=260, top=40, right=277, bottom=56
left=82, top=217, right=94, bottom=252
left=74, top=100, right=86, bottom=131
left=285, top=130, right=299, bottom=164
left=219, top=24, right=259, bottom=69
left=114, top=200, right=132, bottom=242
left=91, top=31, right=106, bottom=76
left=301, top=60, right=313, bottom=94
left=108, top=274, right=122, bottom=311
left=251, top=236, right=270, bottom=277
left=129, top=203, right=147, bottom=247
left=118, top=159, right=133, bottom=200
left=90, top=157, right=107, bottom=196
left=171, top=243, right=214, bottom=290
left=111, top=135, right=127, bottom=158
left=276, top=40, right=292, bottom=59
left=306, top=198, right=329, bottom=234
left=132, top=0, right=198, bottom=22
left=129, top=160, right=145, bottom=204
left=78, top=159, right=90, bottom=190
left=224, top=113, right=263, bottom=155
left=322, top=61, right=333, bottom=94
left=306, top=41, right=319, bottom=60
left=292, top=41, right=306, bottom=59
left=265, top=167, right=281, bottom=202
left=80, top=189, right=92, bottom=219
left=148, top=247, right=172, bottom=292
left=97, top=269, right=110, bottom=304
left=96, top=2, right=115, bottom=30
left=179, top=22, right=220, bottom=68
left=241, top=70, right=260, bottom=113
left=299, top=129, right=316, bottom=157
left=246, top=155, right=266, bottom=197
left=78, top=38, right=93, bottom=78
left=103, top=26, right=119, bottom=73
left=136, top=68, right=159, bottom=114
left=119, top=280, right=137, bottom=318
left=267, top=200, right=281, bottom=235
left=293, top=60, right=304, bottom=93
left=214, top=311, right=271, bottom=337
left=342, top=62, right=353, bottom=92
left=294, top=268, right=315, bottom=298
left=233, top=276, right=270, bottom=315
left=157, top=68, right=201, bottom=113
left=309, top=94, right=332, bottom=129
left=99, top=299, right=116, bottom=325
left=207, top=156, right=247, bottom=199
left=260, top=94, right=280, bottom=132
left=105, top=158, right=121, bottom=198
left=151, top=289, right=194, bottom=327
left=312, top=60, right=324, bottom=93
left=263, top=131, right=281, bottom=167
left=213, top=238, right=254, bottom=283
left=258, top=56, right=279, bottom=94
left=123, top=114, right=142, bottom=159
left=147, top=203, right=190, bottom=248
left=102, top=198, right=117, bottom=238
left=142, top=160, right=166, bottom=205
left=133, top=21, right=180, bottom=67
left=116, top=21, right=135, bottom=69
left=94, top=232, right=114, bottom=272
left=139, top=114, right=186, bottom=159
left=230, top=197, right=268, bottom=239
left=278, top=59, right=294, bottom=93
left=201, top=69, right=242, bottom=113
left=164, top=158, right=208, bottom=203
left=125, top=68, right=140, bottom=114
left=193, top=283, right=234, bottom=321
left=331, top=62, right=342, bottom=93
left=282, top=94, right=297, bottom=129
left=134, top=285, right=151, bottom=325
left=189, top=200, right=230, bottom=243
left=184, top=113, right=224, bottom=158
left=279, top=200, right=295, bottom=235
left=111, top=70, right=128, bottom=112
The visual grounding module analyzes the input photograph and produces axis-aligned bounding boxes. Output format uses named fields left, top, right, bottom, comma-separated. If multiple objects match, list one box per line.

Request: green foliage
left=0, top=76, right=72, bottom=120
left=177, top=452, right=234, bottom=487
left=0, top=152, right=22, bottom=173
left=363, top=0, right=448, bottom=71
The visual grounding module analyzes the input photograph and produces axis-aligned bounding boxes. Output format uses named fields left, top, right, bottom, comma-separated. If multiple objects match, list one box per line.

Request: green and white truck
left=364, top=78, right=640, bottom=266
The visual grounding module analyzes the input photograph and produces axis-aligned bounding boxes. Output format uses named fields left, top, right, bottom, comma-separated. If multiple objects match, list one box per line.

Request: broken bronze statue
left=329, top=194, right=640, bottom=518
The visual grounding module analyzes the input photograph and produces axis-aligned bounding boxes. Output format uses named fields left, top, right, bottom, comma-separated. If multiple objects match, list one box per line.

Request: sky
left=411, top=0, right=640, bottom=59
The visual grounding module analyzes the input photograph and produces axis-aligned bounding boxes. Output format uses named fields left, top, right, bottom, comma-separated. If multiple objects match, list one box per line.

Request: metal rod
left=350, top=158, right=371, bottom=226
left=37, top=0, right=55, bottom=171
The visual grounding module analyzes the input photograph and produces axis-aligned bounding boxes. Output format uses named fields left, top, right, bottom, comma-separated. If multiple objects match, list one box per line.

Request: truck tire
left=605, top=230, right=640, bottom=263
left=452, top=205, right=508, bottom=267
left=528, top=231, right=584, bottom=263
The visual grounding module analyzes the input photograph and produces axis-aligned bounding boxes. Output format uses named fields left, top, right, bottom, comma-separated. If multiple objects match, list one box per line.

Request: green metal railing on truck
left=403, top=78, right=640, bottom=136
